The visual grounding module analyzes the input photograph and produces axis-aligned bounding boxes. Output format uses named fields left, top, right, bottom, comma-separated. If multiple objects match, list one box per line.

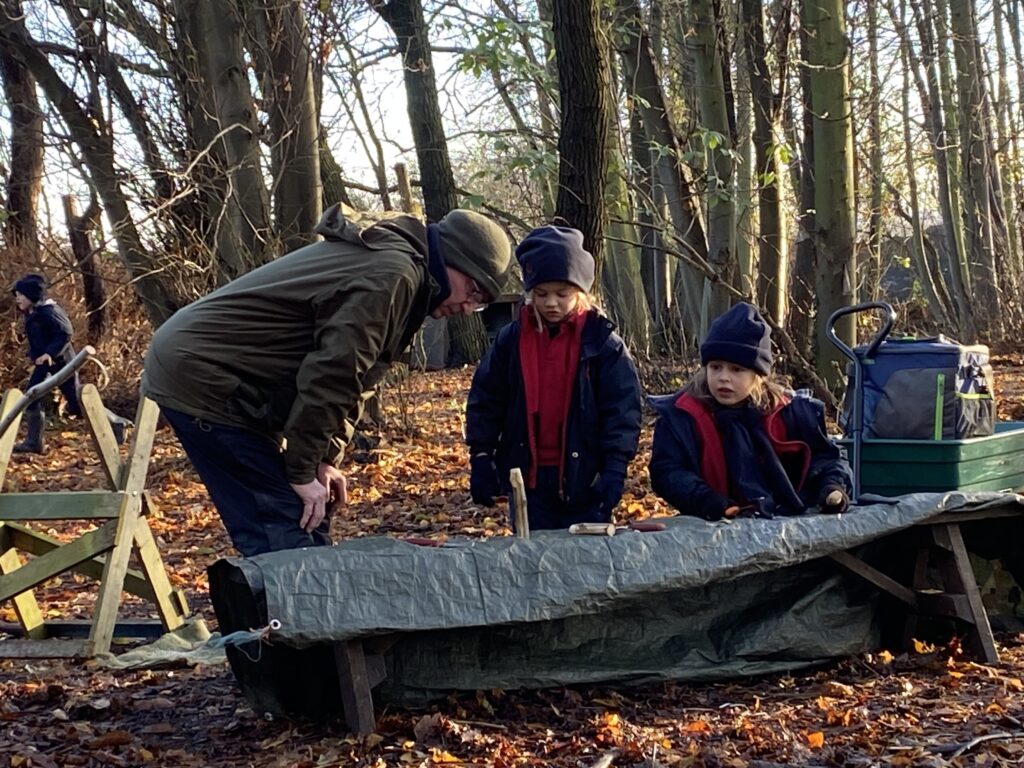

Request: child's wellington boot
left=13, top=409, right=46, bottom=454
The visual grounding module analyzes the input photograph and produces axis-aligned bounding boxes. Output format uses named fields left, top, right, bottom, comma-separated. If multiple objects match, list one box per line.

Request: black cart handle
left=825, top=302, right=896, bottom=362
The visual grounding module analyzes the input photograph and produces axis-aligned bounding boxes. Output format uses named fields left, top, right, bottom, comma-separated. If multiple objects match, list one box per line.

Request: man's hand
left=290, top=478, right=329, bottom=533
left=34, top=354, right=52, bottom=367
left=317, top=462, right=348, bottom=514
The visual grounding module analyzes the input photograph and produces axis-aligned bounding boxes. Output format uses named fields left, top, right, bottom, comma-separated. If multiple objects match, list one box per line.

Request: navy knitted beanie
left=12, top=274, right=46, bottom=304
left=700, top=302, right=773, bottom=375
left=515, top=226, right=595, bottom=292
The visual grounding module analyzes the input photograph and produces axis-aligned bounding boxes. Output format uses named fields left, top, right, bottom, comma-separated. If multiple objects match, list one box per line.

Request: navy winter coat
left=24, top=302, right=74, bottom=363
left=649, top=390, right=853, bottom=520
left=466, top=309, right=642, bottom=506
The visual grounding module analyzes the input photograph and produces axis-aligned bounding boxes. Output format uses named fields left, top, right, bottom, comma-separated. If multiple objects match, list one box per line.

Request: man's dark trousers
left=161, top=407, right=331, bottom=556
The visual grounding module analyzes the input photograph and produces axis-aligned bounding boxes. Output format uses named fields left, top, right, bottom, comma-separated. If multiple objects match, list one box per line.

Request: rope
left=203, top=623, right=276, bottom=663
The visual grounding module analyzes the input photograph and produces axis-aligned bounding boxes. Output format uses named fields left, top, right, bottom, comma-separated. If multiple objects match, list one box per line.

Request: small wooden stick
left=509, top=467, right=529, bottom=539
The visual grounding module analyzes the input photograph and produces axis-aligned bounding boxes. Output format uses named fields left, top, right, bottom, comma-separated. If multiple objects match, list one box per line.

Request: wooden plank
left=132, top=519, right=188, bottom=631
left=81, top=391, right=187, bottom=631
left=86, top=397, right=159, bottom=656
left=366, top=653, right=387, bottom=690
left=0, top=388, right=23, bottom=490
left=829, top=551, right=919, bottom=606
left=79, top=384, right=123, bottom=489
left=917, top=591, right=973, bottom=620
left=334, top=640, right=376, bottom=735
left=0, top=522, right=117, bottom=602
left=5, top=522, right=156, bottom=602
left=0, top=491, right=126, bottom=521
left=903, top=537, right=932, bottom=651
left=0, top=619, right=167, bottom=640
left=921, top=507, right=1024, bottom=525
left=934, top=523, right=999, bottom=663
left=0, top=638, right=89, bottom=659
left=0, top=547, right=45, bottom=639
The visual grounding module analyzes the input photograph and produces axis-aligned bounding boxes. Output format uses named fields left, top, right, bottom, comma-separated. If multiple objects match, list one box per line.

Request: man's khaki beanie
left=436, top=210, right=512, bottom=301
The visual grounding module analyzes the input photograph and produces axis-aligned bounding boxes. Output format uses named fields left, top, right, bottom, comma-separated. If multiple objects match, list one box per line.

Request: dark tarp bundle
left=208, top=492, right=1023, bottom=713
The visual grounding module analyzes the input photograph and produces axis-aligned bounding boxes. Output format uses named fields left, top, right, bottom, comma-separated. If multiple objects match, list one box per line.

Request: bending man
left=141, top=204, right=511, bottom=556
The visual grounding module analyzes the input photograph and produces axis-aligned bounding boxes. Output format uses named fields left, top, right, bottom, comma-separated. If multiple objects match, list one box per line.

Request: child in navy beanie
left=465, top=225, right=642, bottom=532
left=11, top=274, right=82, bottom=453
left=648, top=301, right=852, bottom=521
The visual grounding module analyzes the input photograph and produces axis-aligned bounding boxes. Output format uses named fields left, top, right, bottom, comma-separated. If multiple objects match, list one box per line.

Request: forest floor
left=3, top=361, right=1024, bottom=768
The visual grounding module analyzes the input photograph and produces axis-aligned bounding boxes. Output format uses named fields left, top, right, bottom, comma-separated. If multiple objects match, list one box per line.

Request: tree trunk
left=614, top=0, right=706, bottom=333
left=63, top=195, right=106, bottom=345
left=0, top=10, right=178, bottom=325
left=603, top=72, right=650, bottom=352
left=865, top=0, right=883, bottom=300
left=551, top=0, right=612, bottom=265
left=0, top=0, right=42, bottom=257
left=992, top=0, right=1021, bottom=293
left=896, top=0, right=953, bottom=328
left=741, top=0, right=788, bottom=321
left=803, top=0, right=856, bottom=389
left=949, top=0, right=1003, bottom=336
left=787, top=19, right=816, bottom=358
left=253, top=0, right=322, bottom=252
left=631, top=104, right=673, bottom=350
left=320, top=133, right=354, bottom=210
left=688, top=0, right=736, bottom=321
left=371, top=0, right=458, bottom=220
left=175, top=0, right=271, bottom=282
left=911, top=0, right=974, bottom=337
left=733, top=39, right=755, bottom=301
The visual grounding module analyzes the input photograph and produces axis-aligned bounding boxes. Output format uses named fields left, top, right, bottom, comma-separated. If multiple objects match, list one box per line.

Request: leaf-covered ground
left=3, top=364, right=1024, bottom=768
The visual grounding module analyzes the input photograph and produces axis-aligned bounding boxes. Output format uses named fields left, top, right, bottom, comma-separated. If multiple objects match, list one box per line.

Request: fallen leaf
left=431, top=749, right=461, bottom=763
left=87, top=730, right=132, bottom=749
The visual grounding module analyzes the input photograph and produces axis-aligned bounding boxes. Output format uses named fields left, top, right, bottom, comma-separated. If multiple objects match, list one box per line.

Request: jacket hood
left=314, top=203, right=428, bottom=257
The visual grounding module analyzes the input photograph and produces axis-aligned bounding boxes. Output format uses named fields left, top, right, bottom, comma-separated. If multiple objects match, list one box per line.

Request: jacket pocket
left=226, top=380, right=295, bottom=432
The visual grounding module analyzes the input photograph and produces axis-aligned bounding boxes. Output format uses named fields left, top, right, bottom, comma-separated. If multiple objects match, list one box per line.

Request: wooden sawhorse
left=830, top=505, right=1023, bottom=664
left=0, top=372, right=191, bottom=658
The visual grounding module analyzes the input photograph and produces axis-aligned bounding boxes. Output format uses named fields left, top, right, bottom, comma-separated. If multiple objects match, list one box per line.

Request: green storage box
left=842, top=422, right=1024, bottom=495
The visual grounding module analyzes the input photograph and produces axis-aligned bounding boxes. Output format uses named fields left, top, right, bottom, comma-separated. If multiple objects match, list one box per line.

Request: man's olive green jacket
left=141, top=204, right=438, bottom=483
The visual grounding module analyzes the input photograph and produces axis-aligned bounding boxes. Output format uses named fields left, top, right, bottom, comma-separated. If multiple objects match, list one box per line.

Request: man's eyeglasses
left=467, top=278, right=489, bottom=310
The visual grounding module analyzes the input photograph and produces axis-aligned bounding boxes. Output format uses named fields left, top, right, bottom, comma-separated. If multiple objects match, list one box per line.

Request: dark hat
left=12, top=274, right=47, bottom=304
left=700, top=302, right=773, bottom=375
left=436, top=210, right=512, bottom=301
left=515, top=226, right=595, bottom=292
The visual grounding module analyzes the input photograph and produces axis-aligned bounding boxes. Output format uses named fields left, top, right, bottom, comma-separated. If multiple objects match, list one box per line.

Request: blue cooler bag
left=842, top=336, right=994, bottom=440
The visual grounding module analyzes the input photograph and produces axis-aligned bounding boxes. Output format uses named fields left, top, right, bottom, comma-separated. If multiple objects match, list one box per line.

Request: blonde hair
left=683, top=366, right=790, bottom=413
left=524, top=283, right=592, bottom=329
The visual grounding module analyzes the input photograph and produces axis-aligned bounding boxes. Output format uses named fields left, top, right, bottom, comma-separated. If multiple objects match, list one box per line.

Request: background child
left=11, top=274, right=81, bottom=453
left=465, top=225, right=642, bottom=531
left=649, top=302, right=852, bottom=520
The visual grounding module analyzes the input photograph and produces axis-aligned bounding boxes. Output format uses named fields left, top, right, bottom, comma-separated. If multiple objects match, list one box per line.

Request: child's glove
left=819, top=485, right=850, bottom=514
left=469, top=453, right=500, bottom=506
left=594, top=470, right=626, bottom=518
